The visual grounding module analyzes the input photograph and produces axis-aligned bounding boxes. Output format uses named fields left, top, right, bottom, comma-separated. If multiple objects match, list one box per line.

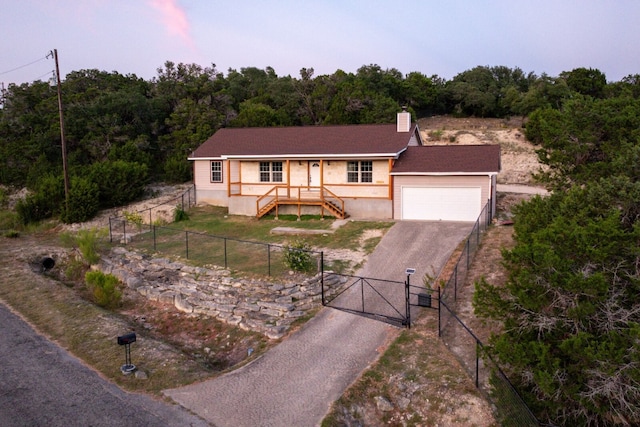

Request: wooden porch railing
left=256, top=185, right=346, bottom=219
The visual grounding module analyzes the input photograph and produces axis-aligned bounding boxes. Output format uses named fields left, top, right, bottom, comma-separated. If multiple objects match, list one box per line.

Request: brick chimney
left=397, top=107, right=411, bottom=132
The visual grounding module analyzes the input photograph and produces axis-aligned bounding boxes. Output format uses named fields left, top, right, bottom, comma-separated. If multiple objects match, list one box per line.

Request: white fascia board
left=221, top=153, right=400, bottom=160
left=390, top=171, right=499, bottom=176
left=187, top=156, right=224, bottom=161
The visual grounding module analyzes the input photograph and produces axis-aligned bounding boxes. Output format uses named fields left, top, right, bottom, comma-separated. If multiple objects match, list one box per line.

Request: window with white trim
left=259, top=161, right=283, bottom=182
left=211, top=161, right=223, bottom=183
left=347, top=161, right=373, bottom=183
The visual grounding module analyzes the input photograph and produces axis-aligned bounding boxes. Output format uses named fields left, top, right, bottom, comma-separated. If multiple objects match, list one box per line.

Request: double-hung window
left=259, top=161, right=283, bottom=182
left=211, top=161, right=223, bottom=183
left=347, top=161, right=373, bottom=183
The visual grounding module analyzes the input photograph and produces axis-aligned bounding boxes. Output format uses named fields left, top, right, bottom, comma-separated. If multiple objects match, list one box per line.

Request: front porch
left=256, top=185, right=347, bottom=219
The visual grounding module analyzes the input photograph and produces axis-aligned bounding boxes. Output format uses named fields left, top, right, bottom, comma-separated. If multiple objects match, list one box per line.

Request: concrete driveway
left=164, top=220, right=473, bottom=427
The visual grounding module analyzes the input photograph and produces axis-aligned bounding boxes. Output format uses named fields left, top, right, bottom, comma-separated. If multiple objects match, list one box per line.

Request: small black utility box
left=418, top=293, right=432, bottom=308
left=117, top=332, right=136, bottom=345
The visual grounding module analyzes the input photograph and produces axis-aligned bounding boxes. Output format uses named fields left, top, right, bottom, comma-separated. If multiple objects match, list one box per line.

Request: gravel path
left=163, top=220, right=472, bottom=427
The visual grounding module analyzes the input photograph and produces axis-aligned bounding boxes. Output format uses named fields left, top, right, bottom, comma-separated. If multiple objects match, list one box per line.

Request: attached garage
left=391, top=145, right=501, bottom=222
left=401, top=186, right=482, bottom=221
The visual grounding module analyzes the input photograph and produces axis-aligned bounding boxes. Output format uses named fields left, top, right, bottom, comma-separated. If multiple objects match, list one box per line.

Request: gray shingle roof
left=189, top=123, right=418, bottom=158
left=391, top=145, right=501, bottom=174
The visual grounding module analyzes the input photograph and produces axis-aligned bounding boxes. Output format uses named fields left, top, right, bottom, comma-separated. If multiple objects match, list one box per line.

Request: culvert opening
left=41, top=257, right=55, bottom=271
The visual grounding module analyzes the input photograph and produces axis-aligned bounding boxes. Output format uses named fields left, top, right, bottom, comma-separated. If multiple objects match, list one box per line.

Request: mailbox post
left=117, top=332, right=136, bottom=374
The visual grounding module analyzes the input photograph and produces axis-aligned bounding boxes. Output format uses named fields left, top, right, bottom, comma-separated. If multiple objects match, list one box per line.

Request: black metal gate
left=322, top=273, right=407, bottom=326
left=321, top=272, right=437, bottom=328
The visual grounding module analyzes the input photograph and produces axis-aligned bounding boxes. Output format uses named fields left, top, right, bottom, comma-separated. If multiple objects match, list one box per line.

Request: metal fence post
left=149, top=209, right=152, bottom=232
left=405, top=275, right=411, bottom=329
left=438, top=286, right=442, bottom=337
left=108, top=218, right=113, bottom=243
left=267, top=244, right=271, bottom=276
left=321, top=252, right=325, bottom=305
left=476, top=339, right=480, bottom=388
left=224, top=238, right=228, bottom=268
left=454, top=264, right=458, bottom=301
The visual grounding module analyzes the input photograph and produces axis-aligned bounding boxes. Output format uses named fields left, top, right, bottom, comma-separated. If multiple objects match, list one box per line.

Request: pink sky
left=149, top=0, right=195, bottom=50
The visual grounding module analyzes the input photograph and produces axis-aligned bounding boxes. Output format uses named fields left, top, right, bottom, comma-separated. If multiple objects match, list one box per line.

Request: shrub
left=78, top=228, right=106, bottom=265
left=16, top=192, right=52, bottom=225
left=3, top=230, right=20, bottom=238
left=85, top=270, right=122, bottom=308
left=0, top=187, right=7, bottom=208
left=60, top=228, right=106, bottom=265
left=60, top=177, right=100, bottom=224
left=65, top=257, right=88, bottom=282
left=123, top=210, right=144, bottom=230
left=0, top=210, right=19, bottom=230
left=86, top=160, right=148, bottom=208
left=163, top=153, right=192, bottom=183
left=174, top=205, right=189, bottom=222
left=283, top=239, right=315, bottom=272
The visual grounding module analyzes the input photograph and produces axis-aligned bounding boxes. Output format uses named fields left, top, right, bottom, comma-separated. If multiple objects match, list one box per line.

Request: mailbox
left=117, top=332, right=136, bottom=345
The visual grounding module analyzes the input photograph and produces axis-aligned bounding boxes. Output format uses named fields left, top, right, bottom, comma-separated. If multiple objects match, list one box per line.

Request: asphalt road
left=164, top=220, right=473, bottom=427
left=0, top=303, right=209, bottom=427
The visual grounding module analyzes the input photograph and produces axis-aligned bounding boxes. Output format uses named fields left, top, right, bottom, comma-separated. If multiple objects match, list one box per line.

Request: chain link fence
left=108, top=185, right=196, bottom=242
left=122, top=224, right=323, bottom=278
left=436, top=201, right=540, bottom=426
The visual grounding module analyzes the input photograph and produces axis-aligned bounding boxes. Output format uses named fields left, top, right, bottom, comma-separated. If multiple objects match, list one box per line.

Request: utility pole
left=52, top=49, right=70, bottom=212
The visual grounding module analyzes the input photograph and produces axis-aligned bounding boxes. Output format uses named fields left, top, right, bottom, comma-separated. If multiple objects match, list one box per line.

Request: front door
left=309, top=161, right=321, bottom=189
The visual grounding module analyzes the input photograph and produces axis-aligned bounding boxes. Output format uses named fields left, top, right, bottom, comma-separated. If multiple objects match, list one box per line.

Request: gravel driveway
left=164, top=220, right=473, bottom=427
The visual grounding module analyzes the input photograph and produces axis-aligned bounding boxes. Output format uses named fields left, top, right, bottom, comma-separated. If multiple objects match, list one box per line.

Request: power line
left=0, top=55, right=48, bottom=76
left=34, top=70, right=55, bottom=82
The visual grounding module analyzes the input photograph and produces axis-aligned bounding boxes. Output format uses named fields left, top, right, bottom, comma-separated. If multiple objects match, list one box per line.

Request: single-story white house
left=188, top=110, right=501, bottom=221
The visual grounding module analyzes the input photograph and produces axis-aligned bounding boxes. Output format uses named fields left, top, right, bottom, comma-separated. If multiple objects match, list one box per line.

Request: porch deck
left=256, top=186, right=347, bottom=219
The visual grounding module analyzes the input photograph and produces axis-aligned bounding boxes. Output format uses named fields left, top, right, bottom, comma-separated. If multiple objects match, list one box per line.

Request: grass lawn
left=122, top=206, right=394, bottom=277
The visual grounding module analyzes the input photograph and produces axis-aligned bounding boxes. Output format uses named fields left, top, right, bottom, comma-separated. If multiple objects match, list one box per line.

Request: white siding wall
left=194, top=160, right=226, bottom=191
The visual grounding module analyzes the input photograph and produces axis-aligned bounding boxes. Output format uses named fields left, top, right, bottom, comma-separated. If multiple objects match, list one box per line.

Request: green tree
left=525, top=96, right=640, bottom=190
left=561, top=67, right=607, bottom=98
left=475, top=181, right=640, bottom=426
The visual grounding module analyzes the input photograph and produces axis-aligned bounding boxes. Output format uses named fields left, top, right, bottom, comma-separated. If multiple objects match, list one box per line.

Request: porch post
left=286, top=160, right=291, bottom=198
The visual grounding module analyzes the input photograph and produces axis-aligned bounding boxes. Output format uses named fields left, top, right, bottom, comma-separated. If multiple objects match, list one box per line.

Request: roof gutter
left=189, top=152, right=405, bottom=161
left=390, top=171, right=500, bottom=176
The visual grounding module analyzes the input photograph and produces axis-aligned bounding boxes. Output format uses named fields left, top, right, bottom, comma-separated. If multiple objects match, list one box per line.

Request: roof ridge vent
left=397, top=107, right=411, bottom=132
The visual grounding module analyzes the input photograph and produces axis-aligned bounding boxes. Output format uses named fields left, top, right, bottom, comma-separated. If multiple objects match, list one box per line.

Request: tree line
left=1, top=62, right=639, bottom=224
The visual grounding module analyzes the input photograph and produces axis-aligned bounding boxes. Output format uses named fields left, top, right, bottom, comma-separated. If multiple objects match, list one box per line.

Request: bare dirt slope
left=418, top=116, right=544, bottom=185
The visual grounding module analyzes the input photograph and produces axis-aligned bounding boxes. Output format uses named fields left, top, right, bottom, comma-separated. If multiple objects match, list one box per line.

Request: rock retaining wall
left=98, top=247, right=345, bottom=339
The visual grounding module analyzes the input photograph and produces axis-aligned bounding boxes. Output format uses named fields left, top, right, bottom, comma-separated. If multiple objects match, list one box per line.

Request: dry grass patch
left=0, top=233, right=274, bottom=395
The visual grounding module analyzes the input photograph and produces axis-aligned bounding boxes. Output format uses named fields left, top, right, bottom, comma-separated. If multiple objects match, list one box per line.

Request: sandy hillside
left=417, top=116, right=545, bottom=185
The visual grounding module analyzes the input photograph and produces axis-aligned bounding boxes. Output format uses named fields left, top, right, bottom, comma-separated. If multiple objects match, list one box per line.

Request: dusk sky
left=2, top=0, right=639, bottom=86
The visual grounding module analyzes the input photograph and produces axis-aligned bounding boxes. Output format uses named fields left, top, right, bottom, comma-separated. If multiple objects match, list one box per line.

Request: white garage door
left=401, top=187, right=481, bottom=221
